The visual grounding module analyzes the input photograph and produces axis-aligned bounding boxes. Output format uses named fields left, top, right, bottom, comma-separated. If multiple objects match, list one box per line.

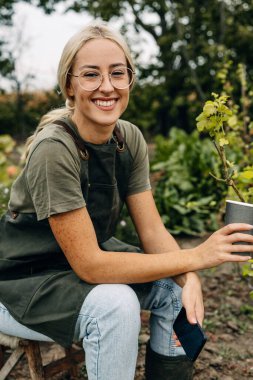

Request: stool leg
left=22, top=341, right=45, bottom=380
left=0, top=345, right=4, bottom=369
left=65, top=347, right=78, bottom=378
left=0, top=346, right=24, bottom=379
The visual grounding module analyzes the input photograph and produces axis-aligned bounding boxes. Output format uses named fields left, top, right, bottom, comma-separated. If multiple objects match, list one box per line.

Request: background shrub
left=151, top=128, right=227, bottom=235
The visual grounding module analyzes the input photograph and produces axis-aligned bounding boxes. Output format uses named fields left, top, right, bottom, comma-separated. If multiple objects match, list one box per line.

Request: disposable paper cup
left=225, top=200, right=253, bottom=256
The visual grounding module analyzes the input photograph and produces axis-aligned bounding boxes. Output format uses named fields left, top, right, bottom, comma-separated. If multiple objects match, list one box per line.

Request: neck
left=71, top=115, right=115, bottom=144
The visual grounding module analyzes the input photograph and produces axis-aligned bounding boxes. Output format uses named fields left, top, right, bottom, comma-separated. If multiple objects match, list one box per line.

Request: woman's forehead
left=74, top=38, right=127, bottom=68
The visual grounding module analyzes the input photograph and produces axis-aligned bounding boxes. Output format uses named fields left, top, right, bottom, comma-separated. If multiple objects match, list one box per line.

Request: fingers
left=199, top=225, right=252, bottom=269
left=172, top=333, right=181, bottom=347
left=184, top=297, right=204, bottom=325
left=185, top=303, right=204, bottom=326
left=230, top=243, right=253, bottom=255
left=226, top=233, right=253, bottom=258
left=195, top=300, right=205, bottom=327
left=227, top=232, right=253, bottom=244
left=224, top=252, right=251, bottom=261
left=221, top=223, right=253, bottom=235
left=181, top=273, right=204, bottom=325
left=185, top=304, right=198, bottom=324
left=219, top=226, right=253, bottom=259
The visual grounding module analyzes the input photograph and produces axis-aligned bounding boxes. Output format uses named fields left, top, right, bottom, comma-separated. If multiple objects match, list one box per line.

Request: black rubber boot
left=145, top=341, right=194, bottom=380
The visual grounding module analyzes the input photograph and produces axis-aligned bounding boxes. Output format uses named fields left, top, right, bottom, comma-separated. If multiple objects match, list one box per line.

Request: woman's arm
left=49, top=205, right=196, bottom=284
left=48, top=190, right=251, bottom=285
left=126, top=190, right=204, bottom=323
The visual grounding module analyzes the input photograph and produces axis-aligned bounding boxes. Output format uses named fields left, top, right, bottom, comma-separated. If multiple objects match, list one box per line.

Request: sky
left=4, top=2, right=92, bottom=90
left=2, top=2, right=157, bottom=91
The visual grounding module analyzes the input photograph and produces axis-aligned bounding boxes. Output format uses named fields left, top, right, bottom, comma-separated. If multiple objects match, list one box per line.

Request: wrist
left=173, top=270, right=201, bottom=287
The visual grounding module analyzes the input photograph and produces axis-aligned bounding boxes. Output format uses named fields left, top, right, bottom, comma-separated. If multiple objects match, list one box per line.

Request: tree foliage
left=0, top=90, right=64, bottom=139
left=61, top=0, right=253, bottom=135
left=1, top=0, right=253, bottom=136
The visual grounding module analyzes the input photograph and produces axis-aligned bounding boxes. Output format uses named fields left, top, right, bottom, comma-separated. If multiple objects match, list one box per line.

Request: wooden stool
left=0, top=332, right=85, bottom=379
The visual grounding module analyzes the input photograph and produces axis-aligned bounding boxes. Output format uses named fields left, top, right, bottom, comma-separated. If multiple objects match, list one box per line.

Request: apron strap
left=53, top=119, right=89, bottom=160
left=113, top=125, right=126, bottom=152
left=53, top=119, right=126, bottom=157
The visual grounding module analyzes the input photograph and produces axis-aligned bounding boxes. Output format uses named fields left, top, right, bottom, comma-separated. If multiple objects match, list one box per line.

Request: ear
left=67, top=82, right=75, bottom=98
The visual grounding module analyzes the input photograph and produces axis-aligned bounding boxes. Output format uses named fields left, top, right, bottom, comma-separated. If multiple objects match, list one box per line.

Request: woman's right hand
left=195, top=223, right=252, bottom=269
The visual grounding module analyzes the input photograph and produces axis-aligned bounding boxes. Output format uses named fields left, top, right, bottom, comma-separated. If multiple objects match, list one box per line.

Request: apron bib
left=0, top=119, right=141, bottom=346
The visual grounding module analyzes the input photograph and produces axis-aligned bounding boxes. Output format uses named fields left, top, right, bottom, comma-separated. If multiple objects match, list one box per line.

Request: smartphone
left=173, top=307, right=207, bottom=362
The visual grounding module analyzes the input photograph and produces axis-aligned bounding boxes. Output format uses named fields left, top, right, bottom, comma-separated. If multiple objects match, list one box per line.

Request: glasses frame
left=68, top=67, right=135, bottom=92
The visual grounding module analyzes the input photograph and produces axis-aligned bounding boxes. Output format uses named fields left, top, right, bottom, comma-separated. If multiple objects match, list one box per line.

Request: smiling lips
left=93, top=98, right=117, bottom=110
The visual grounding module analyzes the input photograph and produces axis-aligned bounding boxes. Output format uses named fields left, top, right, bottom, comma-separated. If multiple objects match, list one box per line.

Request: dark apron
left=0, top=119, right=144, bottom=347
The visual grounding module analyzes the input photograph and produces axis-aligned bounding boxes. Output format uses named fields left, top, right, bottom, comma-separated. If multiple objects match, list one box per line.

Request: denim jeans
left=0, top=278, right=185, bottom=380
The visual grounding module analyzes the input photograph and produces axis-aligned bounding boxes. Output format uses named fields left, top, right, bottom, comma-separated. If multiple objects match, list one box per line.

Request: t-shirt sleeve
left=123, top=123, right=151, bottom=196
left=26, top=138, right=86, bottom=220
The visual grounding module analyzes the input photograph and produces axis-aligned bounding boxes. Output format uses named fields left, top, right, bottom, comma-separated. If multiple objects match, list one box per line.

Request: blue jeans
left=0, top=278, right=185, bottom=380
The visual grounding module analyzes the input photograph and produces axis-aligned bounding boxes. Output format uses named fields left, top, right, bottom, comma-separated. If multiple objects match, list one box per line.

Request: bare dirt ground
left=4, top=237, right=253, bottom=380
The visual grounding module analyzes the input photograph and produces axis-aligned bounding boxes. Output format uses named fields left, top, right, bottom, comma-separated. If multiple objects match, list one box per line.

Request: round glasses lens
left=76, top=67, right=134, bottom=91
left=78, top=71, right=102, bottom=91
left=110, top=67, right=134, bottom=89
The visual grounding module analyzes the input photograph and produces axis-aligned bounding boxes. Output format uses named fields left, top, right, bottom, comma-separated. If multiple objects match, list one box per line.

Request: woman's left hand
left=181, top=272, right=204, bottom=326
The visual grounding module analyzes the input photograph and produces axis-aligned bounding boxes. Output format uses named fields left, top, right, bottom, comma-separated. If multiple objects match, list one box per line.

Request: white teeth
left=94, top=100, right=115, bottom=107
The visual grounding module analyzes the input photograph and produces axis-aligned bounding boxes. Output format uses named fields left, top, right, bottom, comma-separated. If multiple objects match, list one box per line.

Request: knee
left=83, top=284, right=141, bottom=325
left=112, top=284, right=141, bottom=319
left=75, top=285, right=141, bottom=343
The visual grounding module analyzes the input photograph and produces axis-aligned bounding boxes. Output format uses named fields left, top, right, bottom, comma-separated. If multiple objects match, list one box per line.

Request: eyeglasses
left=68, top=67, right=135, bottom=91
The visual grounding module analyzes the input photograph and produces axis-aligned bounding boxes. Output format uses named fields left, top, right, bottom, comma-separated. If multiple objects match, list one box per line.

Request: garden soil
left=4, top=236, right=253, bottom=380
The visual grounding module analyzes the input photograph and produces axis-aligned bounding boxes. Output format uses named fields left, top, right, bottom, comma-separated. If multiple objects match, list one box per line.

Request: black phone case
left=173, top=307, right=207, bottom=362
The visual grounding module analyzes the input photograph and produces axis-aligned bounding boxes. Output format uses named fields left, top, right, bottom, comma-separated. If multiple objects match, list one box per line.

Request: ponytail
left=23, top=100, right=74, bottom=161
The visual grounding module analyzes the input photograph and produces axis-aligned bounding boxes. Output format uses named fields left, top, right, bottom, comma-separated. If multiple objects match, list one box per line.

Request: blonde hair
left=24, top=21, right=135, bottom=159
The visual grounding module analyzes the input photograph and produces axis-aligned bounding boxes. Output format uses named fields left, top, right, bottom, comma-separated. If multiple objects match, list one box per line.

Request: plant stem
left=213, top=141, right=246, bottom=202
left=213, top=141, right=229, bottom=178
left=229, top=180, right=246, bottom=202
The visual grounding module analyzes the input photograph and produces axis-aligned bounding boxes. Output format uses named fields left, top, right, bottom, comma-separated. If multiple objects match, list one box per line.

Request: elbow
left=67, top=248, right=108, bottom=284
left=81, top=272, right=101, bottom=284
left=74, top=259, right=102, bottom=284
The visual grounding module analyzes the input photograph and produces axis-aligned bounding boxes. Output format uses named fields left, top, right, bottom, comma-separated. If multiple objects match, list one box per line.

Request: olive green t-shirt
left=9, top=118, right=151, bottom=221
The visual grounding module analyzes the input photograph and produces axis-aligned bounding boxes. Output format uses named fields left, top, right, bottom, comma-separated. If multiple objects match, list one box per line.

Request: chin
left=93, top=115, right=120, bottom=127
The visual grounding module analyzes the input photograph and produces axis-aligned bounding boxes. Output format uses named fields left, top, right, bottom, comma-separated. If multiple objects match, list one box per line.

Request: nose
left=98, top=73, right=114, bottom=92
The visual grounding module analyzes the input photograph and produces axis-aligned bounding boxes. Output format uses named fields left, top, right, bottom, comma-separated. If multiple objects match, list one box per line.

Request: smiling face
left=67, top=38, right=130, bottom=142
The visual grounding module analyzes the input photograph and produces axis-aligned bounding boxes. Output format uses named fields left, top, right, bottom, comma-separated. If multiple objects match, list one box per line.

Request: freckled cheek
left=80, top=94, right=86, bottom=102
left=121, top=93, right=129, bottom=111
left=76, top=91, right=90, bottom=105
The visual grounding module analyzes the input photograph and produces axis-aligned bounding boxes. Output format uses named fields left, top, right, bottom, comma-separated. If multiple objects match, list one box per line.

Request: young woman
left=0, top=22, right=252, bottom=380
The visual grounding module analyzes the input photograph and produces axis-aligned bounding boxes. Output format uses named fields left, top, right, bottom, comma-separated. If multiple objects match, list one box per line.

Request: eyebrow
left=78, top=63, right=126, bottom=71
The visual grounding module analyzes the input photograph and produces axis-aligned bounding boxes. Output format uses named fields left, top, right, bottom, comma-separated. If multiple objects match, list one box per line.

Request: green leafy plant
left=0, top=185, right=10, bottom=216
left=0, top=134, right=21, bottom=215
left=151, top=128, right=226, bottom=235
left=196, top=61, right=253, bottom=203
left=196, top=63, right=253, bottom=301
left=196, top=92, right=253, bottom=203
